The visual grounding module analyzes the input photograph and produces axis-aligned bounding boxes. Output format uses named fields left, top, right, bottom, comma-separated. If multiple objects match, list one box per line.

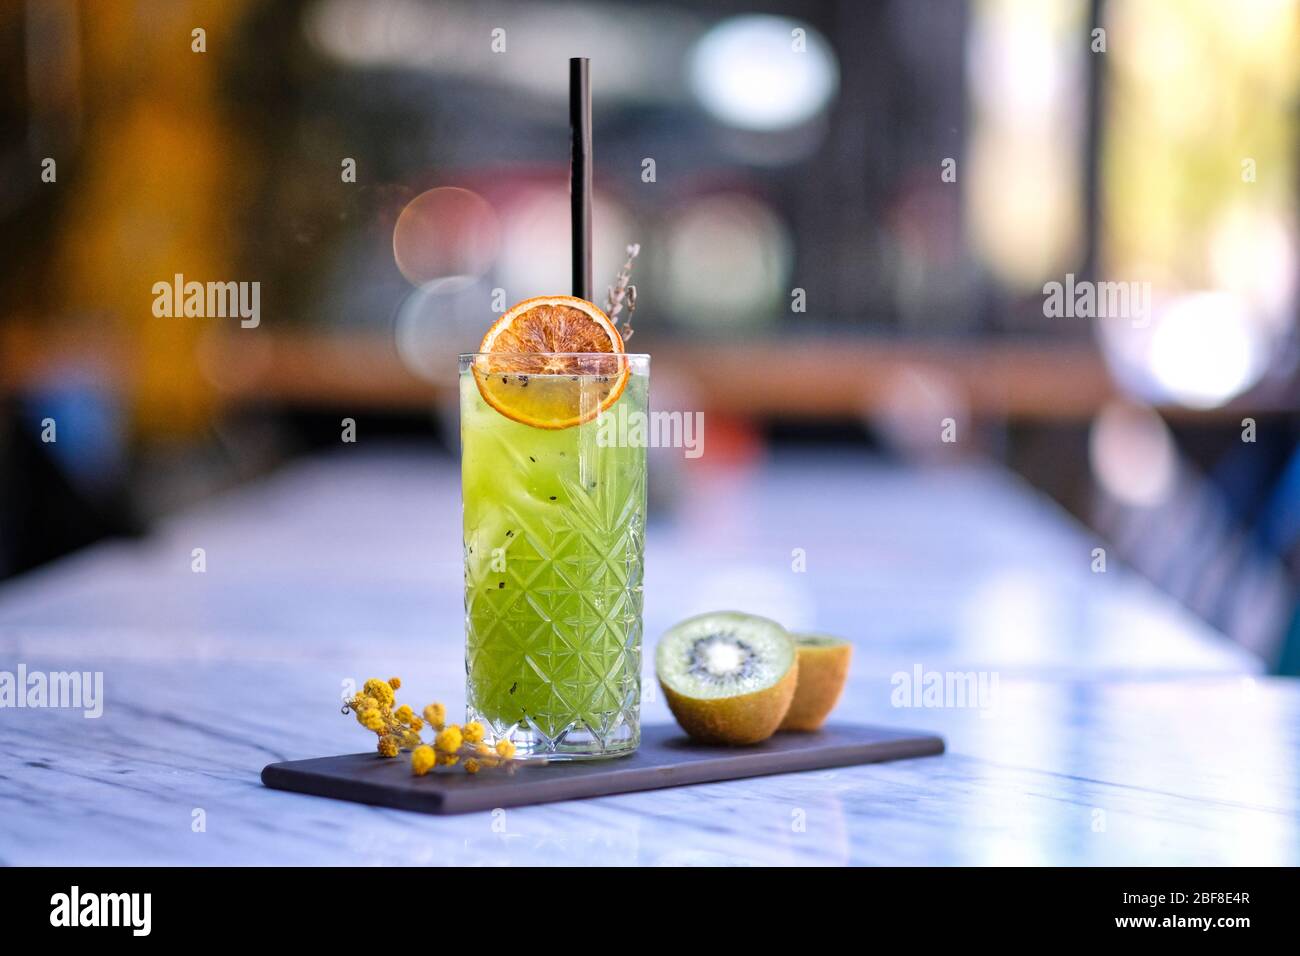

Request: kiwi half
left=656, top=611, right=798, bottom=745
left=779, top=634, right=852, bottom=731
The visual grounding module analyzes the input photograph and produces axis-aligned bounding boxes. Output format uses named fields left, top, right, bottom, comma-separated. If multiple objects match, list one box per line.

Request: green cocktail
left=460, top=352, right=648, bottom=759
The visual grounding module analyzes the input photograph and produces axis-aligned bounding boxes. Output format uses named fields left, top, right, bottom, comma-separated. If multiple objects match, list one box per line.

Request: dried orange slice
left=472, top=295, right=629, bottom=429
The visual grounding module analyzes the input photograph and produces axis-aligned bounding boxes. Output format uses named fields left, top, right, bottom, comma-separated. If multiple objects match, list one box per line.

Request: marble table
left=0, top=449, right=1293, bottom=865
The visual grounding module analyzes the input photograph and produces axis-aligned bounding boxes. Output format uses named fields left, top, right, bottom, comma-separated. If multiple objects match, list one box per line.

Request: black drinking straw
left=569, top=57, right=592, bottom=301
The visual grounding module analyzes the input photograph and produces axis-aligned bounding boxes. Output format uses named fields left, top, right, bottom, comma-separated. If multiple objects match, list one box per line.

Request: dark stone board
left=262, top=723, right=945, bottom=815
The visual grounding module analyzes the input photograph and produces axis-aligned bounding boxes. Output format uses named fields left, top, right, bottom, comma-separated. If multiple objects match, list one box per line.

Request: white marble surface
left=0, top=449, right=1293, bottom=865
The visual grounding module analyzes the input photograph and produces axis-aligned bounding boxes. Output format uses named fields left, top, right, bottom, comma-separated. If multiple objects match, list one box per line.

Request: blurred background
left=1, top=0, right=1297, bottom=670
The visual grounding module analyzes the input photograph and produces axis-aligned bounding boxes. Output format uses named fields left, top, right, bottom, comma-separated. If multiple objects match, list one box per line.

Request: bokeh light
left=497, top=186, right=634, bottom=303
left=661, top=192, right=791, bottom=327
left=1147, top=292, right=1263, bottom=409
left=1097, top=291, right=1270, bottom=410
left=1208, top=206, right=1297, bottom=322
left=689, top=15, right=839, bottom=132
left=1101, top=0, right=1298, bottom=408
left=305, top=0, right=689, bottom=105
left=966, top=0, right=1087, bottom=289
left=392, top=187, right=499, bottom=287
left=1088, top=401, right=1177, bottom=508
left=393, top=275, right=494, bottom=384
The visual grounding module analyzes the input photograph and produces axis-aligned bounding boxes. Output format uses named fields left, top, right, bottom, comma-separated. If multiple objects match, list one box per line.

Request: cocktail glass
left=460, top=352, right=649, bottom=759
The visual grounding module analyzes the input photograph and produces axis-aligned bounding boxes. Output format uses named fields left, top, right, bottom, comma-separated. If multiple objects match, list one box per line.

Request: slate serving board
left=261, top=723, right=945, bottom=815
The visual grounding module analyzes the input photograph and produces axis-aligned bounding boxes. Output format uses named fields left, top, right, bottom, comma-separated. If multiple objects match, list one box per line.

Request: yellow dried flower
left=434, top=726, right=463, bottom=753
left=363, top=678, right=394, bottom=710
left=423, top=703, right=446, bottom=730
left=473, top=743, right=498, bottom=767
left=345, top=684, right=523, bottom=775
left=411, top=745, right=435, bottom=776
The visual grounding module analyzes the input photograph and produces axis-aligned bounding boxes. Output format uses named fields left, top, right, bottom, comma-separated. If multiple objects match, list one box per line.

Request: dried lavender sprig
left=622, top=285, right=637, bottom=342
left=605, top=243, right=641, bottom=341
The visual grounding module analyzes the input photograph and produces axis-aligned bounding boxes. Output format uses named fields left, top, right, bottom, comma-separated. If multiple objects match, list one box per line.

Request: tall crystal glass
left=460, top=352, right=648, bottom=759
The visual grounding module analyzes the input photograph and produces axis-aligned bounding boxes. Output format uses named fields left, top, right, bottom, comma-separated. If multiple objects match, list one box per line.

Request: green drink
left=460, top=352, right=648, bottom=759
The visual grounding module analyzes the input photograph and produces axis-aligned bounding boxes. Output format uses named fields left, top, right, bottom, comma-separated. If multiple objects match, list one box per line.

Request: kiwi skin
left=660, top=662, right=799, bottom=746
left=779, top=635, right=852, bottom=732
